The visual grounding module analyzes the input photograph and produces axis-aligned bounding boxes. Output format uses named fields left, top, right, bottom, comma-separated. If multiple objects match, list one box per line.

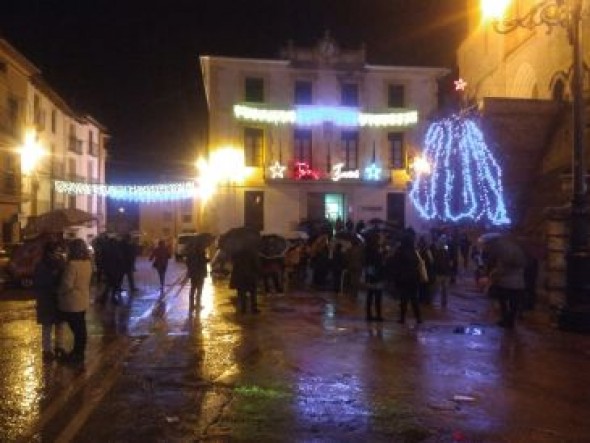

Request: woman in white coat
left=58, top=238, right=93, bottom=363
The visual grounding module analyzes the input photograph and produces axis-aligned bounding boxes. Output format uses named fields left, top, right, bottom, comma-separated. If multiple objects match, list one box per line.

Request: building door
left=325, top=194, right=344, bottom=222
left=244, top=191, right=264, bottom=231
left=307, top=193, right=324, bottom=221
left=386, top=193, right=405, bottom=229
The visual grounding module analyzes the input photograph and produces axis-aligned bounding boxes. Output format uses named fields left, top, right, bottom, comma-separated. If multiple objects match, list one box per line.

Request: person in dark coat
left=261, top=256, right=284, bottom=295
left=390, top=231, right=422, bottom=324
left=431, top=236, right=452, bottom=307
left=98, top=237, right=125, bottom=304
left=185, top=241, right=209, bottom=311
left=364, top=235, right=385, bottom=321
left=33, top=241, right=66, bottom=362
left=417, top=236, right=434, bottom=304
left=331, top=243, right=346, bottom=294
left=230, top=248, right=261, bottom=313
left=150, top=239, right=171, bottom=292
left=121, top=234, right=138, bottom=292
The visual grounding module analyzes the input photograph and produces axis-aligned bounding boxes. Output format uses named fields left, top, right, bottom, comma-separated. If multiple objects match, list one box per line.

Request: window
left=244, top=127, right=263, bottom=167
left=182, top=214, right=192, bottom=223
left=294, top=80, right=312, bottom=104
left=294, top=129, right=312, bottom=165
left=51, top=109, right=57, bottom=133
left=7, top=97, right=18, bottom=136
left=87, top=161, right=95, bottom=181
left=388, top=132, right=405, bottom=169
left=388, top=84, right=405, bottom=107
left=340, top=131, right=359, bottom=170
left=163, top=211, right=173, bottom=222
left=87, top=195, right=93, bottom=212
left=69, top=195, right=76, bottom=209
left=245, top=77, right=264, bottom=102
left=341, top=83, right=358, bottom=106
left=68, top=158, right=77, bottom=179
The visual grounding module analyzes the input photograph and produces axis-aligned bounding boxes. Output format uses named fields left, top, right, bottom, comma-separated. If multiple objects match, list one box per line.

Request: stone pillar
left=545, top=208, right=568, bottom=307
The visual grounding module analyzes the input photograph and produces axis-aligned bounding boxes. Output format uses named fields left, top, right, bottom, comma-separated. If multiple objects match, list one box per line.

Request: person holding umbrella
left=58, top=239, right=93, bottom=364
left=230, top=246, right=261, bottom=314
left=484, top=235, right=526, bottom=328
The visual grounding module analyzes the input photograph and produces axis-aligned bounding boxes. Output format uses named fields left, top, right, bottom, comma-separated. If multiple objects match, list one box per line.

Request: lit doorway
left=325, top=193, right=344, bottom=223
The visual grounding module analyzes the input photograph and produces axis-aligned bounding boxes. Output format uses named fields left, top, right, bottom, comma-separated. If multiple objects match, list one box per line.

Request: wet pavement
left=0, top=258, right=589, bottom=442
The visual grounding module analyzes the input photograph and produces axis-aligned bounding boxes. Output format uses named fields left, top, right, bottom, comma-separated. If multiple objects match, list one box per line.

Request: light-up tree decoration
left=409, top=114, right=510, bottom=226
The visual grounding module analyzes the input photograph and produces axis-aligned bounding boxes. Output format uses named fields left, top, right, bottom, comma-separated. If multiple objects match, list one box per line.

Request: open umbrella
left=192, top=233, right=216, bottom=249
left=480, top=234, right=526, bottom=268
left=218, top=227, right=261, bottom=255
left=259, top=234, right=288, bottom=258
left=25, top=208, right=97, bottom=236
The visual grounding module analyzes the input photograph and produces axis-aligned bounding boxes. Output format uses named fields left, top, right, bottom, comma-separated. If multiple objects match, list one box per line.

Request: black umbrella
left=218, top=227, right=261, bottom=255
left=334, top=231, right=364, bottom=245
left=188, top=233, right=216, bottom=250
left=259, top=234, right=288, bottom=258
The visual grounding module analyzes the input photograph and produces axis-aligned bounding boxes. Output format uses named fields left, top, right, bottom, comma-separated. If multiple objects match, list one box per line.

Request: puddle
left=453, top=326, right=484, bottom=335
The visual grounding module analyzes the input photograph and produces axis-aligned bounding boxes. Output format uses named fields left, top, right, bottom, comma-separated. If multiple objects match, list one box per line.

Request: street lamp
left=19, top=128, right=46, bottom=218
left=483, top=0, right=590, bottom=331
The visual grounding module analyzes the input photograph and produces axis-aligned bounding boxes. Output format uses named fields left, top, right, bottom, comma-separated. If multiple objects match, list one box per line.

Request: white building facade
left=199, top=37, right=447, bottom=236
left=0, top=38, right=108, bottom=243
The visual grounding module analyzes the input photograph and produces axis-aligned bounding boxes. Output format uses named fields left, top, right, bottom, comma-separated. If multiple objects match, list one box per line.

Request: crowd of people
left=30, top=220, right=539, bottom=364
left=219, top=221, right=538, bottom=329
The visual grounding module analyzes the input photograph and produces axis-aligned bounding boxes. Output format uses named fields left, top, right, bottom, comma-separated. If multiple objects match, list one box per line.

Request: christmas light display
left=293, top=162, right=320, bottom=180
left=331, top=163, right=360, bottom=181
left=409, top=115, right=510, bottom=226
left=364, top=163, right=382, bottom=181
left=54, top=180, right=197, bottom=202
left=269, top=161, right=286, bottom=178
left=233, top=104, right=418, bottom=128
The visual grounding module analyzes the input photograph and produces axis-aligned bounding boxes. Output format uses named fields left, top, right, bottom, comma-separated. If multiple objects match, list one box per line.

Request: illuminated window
left=294, top=129, right=312, bottom=165
left=244, top=127, right=263, bottom=167
left=341, top=131, right=359, bottom=170
left=341, top=83, right=358, bottom=106
left=294, top=80, right=312, bottom=104
left=388, top=84, right=405, bottom=107
left=388, top=132, right=405, bottom=169
left=245, top=77, right=264, bottom=102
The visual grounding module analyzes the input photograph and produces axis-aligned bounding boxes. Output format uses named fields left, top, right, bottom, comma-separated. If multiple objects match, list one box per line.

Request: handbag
left=415, top=250, right=429, bottom=284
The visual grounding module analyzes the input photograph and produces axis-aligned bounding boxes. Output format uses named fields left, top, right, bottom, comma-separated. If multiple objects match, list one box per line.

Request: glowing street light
left=412, top=155, right=431, bottom=175
left=19, top=129, right=46, bottom=175
left=19, top=128, right=46, bottom=217
left=480, top=0, right=511, bottom=20
left=483, top=0, right=590, bottom=331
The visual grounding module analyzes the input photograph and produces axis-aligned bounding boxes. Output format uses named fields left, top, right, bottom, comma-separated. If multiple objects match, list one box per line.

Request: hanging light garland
left=409, top=114, right=510, bottom=226
left=233, top=104, right=418, bottom=127
left=54, top=180, right=197, bottom=202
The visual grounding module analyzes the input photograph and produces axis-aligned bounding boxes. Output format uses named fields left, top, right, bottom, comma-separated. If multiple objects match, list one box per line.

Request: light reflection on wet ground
left=0, top=259, right=590, bottom=441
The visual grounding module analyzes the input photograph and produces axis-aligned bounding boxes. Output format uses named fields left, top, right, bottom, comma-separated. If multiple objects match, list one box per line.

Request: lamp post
left=484, top=0, right=590, bottom=331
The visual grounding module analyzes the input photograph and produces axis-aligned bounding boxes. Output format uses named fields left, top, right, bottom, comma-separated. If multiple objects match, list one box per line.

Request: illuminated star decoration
left=364, top=163, right=382, bottom=181
left=454, top=78, right=467, bottom=91
left=269, top=161, right=286, bottom=179
left=409, top=114, right=510, bottom=226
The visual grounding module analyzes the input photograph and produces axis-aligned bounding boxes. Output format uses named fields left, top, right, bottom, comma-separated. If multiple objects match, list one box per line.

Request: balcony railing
left=68, top=136, right=84, bottom=154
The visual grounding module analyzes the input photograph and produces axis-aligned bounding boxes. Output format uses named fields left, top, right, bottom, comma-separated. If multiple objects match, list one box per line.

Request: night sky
left=0, top=0, right=469, bottom=183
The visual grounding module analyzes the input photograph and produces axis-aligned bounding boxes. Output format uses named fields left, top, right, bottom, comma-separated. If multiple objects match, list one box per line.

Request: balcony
left=68, top=136, right=84, bottom=154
